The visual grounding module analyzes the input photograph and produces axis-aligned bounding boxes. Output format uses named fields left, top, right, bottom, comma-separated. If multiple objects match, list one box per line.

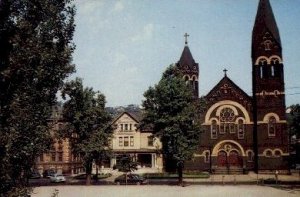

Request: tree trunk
left=85, top=163, right=92, bottom=185
left=95, top=165, right=99, bottom=182
left=178, top=165, right=183, bottom=186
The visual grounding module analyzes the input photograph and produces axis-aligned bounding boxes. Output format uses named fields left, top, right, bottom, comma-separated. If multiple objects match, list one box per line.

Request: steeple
left=252, top=0, right=281, bottom=58
left=176, top=33, right=199, bottom=98
left=178, top=45, right=196, bottom=68
left=251, top=0, right=287, bottom=173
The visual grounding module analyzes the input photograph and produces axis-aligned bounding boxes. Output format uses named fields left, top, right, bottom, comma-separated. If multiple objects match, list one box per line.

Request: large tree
left=61, top=78, right=113, bottom=185
left=141, top=65, right=202, bottom=185
left=0, top=0, right=75, bottom=195
left=288, top=104, right=300, bottom=138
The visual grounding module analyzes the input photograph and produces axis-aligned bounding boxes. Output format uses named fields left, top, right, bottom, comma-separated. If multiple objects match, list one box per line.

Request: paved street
left=31, top=185, right=300, bottom=197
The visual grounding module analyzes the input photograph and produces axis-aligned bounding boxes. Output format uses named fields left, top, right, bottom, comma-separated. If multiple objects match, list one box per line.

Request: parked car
left=114, top=174, right=147, bottom=185
left=50, top=174, right=66, bottom=183
left=29, top=171, right=41, bottom=179
left=43, top=169, right=56, bottom=178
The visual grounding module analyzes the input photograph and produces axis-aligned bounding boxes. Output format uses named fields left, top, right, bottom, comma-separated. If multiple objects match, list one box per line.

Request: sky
left=72, top=0, right=300, bottom=107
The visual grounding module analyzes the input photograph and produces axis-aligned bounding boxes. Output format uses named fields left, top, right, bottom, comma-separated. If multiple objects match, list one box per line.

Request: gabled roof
left=252, top=0, right=281, bottom=46
left=177, top=45, right=196, bottom=68
left=205, top=75, right=252, bottom=104
left=111, top=111, right=142, bottom=124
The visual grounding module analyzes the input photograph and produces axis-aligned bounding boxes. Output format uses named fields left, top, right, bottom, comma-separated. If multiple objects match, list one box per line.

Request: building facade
left=110, top=112, right=163, bottom=172
left=178, top=0, right=289, bottom=173
left=35, top=105, right=84, bottom=175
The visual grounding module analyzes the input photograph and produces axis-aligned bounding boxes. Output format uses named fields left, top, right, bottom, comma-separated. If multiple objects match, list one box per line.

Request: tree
left=287, top=104, right=300, bottom=167
left=116, top=154, right=138, bottom=173
left=141, top=65, right=202, bottom=185
left=115, top=154, right=138, bottom=185
left=61, top=78, right=113, bottom=185
left=0, top=0, right=75, bottom=195
left=288, top=104, right=300, bottom=138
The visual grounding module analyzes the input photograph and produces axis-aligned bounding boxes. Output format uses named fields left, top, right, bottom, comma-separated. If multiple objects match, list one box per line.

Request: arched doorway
left=217, top=151, right=227, bottom=167
left=228, top=150, right=242, bottom=167
left=212, top=140, right=245, bottom=174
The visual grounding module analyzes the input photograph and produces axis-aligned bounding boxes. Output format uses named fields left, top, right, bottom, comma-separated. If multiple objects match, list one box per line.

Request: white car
left=50, top=174, right=66, bottom=183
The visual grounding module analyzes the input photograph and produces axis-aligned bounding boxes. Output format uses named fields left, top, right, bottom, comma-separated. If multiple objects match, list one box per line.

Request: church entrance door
left=228, top=150, right=242, bottom=167
left=217, top=151, right=227, bottom=167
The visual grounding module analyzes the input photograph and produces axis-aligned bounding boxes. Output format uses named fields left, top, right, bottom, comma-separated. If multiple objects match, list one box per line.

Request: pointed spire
left=253, top=0, right=281, bottom=46
left=178, top=45, right=195, bottom=67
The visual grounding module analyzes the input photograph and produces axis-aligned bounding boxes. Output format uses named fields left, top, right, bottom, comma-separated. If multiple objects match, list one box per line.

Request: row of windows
left=119, top=123, right=137, bottom=131
left=211, top=121, right=245, bottom=139
left=118, top=136, right=154, bottom=147
left=211, top=121, right=276, bottom=139
left=202, top=149, right=282, bottom=163
left=265, top=149, right=282, bottom=157
left=258, top=65, right=281, bottom=79
left=119, top=136, right=134, bottom=147
left=39, top=152, right=63, bottom=162
left=202, top=150, right=253, bottom=163
left=184, top=76, right=198, bottom=91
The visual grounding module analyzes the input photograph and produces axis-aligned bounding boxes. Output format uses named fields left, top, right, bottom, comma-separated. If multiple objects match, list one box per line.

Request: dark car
left=43, top=169, right=56, bottom=178
left=114, top=174, right=147, bottom=185
left=29, top=171, right=42, bottom=179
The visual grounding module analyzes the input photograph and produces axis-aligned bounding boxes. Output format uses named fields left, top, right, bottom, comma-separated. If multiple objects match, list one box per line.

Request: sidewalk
left=184, top=172, right=300, bottom=185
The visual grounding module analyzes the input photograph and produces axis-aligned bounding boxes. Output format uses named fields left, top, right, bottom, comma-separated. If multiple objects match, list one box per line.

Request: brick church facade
left=177, top=0, right=289, bottom=173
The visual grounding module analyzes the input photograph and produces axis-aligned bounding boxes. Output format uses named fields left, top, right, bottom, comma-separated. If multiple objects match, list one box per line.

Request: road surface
left=31, top=185, right=300, bottom=197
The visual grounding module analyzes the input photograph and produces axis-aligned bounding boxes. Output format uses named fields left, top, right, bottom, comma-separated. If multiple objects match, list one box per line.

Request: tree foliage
left=0, top=0, right=75, bottom=195
left=141, top=65, right=202, bottom=185
left=116, top=154, right=138, bottom=173
left=288, top=104, right=300, bottom=138
left=61, top=78, right=113, bottom=185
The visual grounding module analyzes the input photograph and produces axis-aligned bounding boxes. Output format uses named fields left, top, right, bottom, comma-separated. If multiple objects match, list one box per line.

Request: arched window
left=219, top=108, right=235, bottom=134
left=271, top=58, right=280, bottom=64
left=204, top=151, right=210, bottom=163
left=258, top=59, right=268, bottom=66
left=237, top=119, right=245, bottom=139
left=265, top=150, right=272, bottom=157
left=211, top=120, right=218, bottom=139
left=184, top=75, right=189, bottom=81
left=271, top=66, right=275, bottom=77
left=268, top=116, right=276, bottom=137
left=247, top=151, right=254, bottom=162
left=264, top=40, right=272, bottom=50
left=192, top=76, right=197, bottom=91
left=274, top=150, right=281, bottom=157
left=229, top=123, right=235, bottom=133
left=259, top=66, right=263, bottom=79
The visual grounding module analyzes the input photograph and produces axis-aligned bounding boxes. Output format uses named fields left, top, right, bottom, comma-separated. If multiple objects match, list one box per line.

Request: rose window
left=220, top=108, right=235, bottom=122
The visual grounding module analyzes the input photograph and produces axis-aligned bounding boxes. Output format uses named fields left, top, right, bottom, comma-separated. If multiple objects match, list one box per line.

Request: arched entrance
left=228, top=150, right=242, bottom=167
left=217, top=151, right=227, bottom=167
left=212, top=140, right=245, bottom=174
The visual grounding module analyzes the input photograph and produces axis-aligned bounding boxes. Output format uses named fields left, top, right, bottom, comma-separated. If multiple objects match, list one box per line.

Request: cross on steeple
left=223, top=68, right=228, bottom=77
left=184, top=33, right=189, bottom=45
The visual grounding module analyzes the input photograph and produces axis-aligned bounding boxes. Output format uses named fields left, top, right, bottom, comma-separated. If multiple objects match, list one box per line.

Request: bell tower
left=252, top=0, right=288, bottom=172
left=176, top=33, right=199, bottom=98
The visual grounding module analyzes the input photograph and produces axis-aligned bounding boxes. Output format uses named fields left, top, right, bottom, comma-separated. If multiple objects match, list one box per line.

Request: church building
left=177, top=0, right=289, bottom=173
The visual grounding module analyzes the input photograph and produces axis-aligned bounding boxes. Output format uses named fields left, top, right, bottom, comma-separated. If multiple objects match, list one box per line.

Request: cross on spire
left=184, top=33, right=189, bottom=45
left=223, top=68, right=228, bottom=77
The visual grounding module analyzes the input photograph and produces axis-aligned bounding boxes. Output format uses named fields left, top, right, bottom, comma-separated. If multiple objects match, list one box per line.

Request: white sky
left=71, top=0, right=300, bottom=107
